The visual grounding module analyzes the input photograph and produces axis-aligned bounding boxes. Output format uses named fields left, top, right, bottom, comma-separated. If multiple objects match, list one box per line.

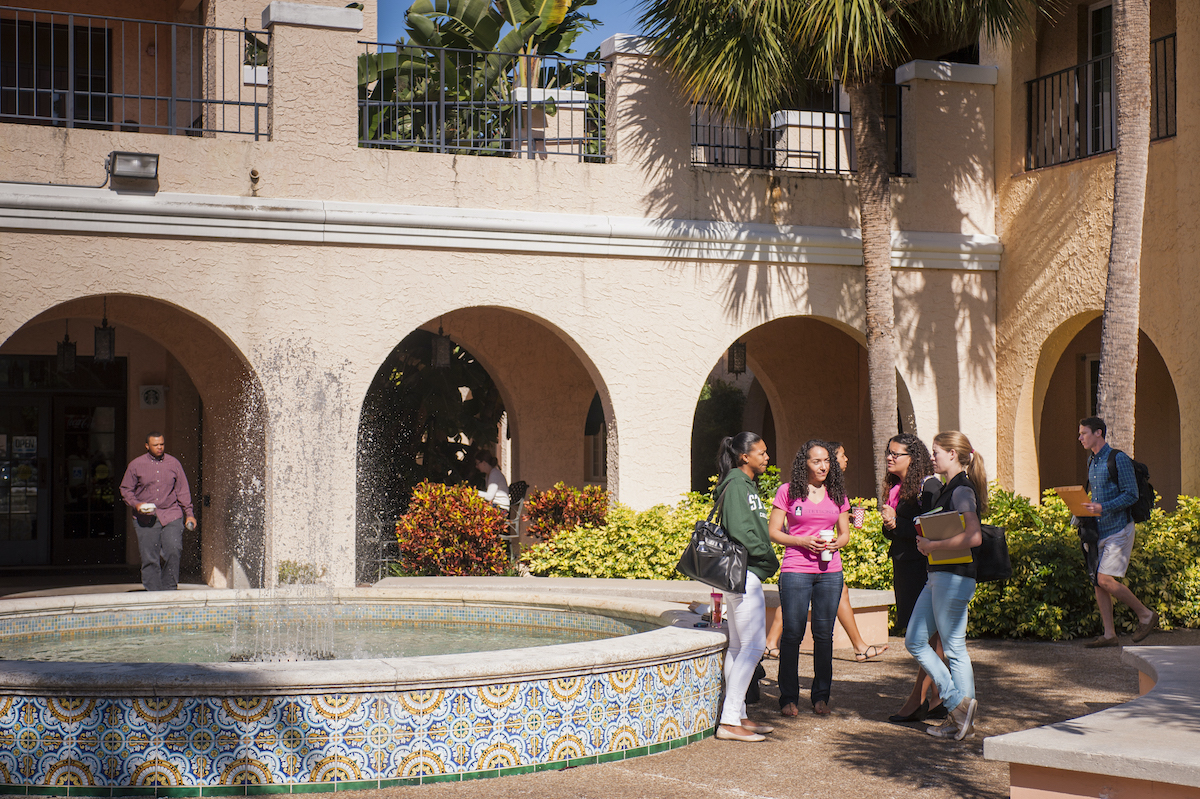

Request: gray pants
left=135, top=517, right=184, bottom=591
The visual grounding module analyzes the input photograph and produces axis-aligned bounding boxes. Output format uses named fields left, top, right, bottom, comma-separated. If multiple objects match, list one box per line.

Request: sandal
left=854, top=643, right=889, bottom=662
left=763, top=647, right=780, bottom=660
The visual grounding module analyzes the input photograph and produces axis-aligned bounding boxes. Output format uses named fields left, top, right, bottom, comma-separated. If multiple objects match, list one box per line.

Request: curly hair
left=884, top=433, right=934, bottom=503
left=787, top=439, right=846, bottom=506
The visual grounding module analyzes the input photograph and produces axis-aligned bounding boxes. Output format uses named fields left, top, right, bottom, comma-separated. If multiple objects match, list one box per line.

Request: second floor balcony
left=0, top=4, right=269, bottom=138
left=1026, top=32, right=1175, bottom=170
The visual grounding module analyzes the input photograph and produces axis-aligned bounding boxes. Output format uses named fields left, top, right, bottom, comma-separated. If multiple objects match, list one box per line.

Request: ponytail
left=932, top=431, right=989, bottom=517
left=717, top=432, right=764, bottom=482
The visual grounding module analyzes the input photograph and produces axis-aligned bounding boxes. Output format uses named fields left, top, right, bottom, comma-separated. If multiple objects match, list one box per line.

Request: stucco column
left=601, top=35, right=691, bottom=168
left=262, top=2, right=363, bottom=149
left=256, top=338, right=364, bottom=588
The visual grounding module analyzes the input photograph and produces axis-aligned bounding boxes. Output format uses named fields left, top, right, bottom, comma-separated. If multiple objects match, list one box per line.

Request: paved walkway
left=340, top=628, right=1195, bottom=799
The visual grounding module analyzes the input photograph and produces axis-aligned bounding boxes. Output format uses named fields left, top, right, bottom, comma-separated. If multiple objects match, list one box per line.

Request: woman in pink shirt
left=769, top=440, right=850, bottom=716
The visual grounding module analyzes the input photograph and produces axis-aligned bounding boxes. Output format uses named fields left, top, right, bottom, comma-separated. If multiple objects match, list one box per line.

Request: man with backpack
left=1077, top=417, right=1159, bottom=648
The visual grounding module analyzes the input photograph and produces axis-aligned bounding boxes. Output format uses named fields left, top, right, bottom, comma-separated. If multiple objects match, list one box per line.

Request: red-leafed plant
left=394, top=481, right=508, bottom=576
left=524, top=482, right=610, bottom=542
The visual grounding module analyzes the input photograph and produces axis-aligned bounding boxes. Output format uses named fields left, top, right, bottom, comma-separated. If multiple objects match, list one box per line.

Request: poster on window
left=0, top=434, right=6, bottom=457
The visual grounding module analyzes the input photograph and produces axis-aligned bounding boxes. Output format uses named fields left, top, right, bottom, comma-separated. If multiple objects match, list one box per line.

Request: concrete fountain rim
left=0, top=586, right=726, bottom=697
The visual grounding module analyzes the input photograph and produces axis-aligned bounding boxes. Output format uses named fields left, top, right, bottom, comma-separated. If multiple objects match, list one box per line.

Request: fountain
left=0, top=585, right=724, bottom=793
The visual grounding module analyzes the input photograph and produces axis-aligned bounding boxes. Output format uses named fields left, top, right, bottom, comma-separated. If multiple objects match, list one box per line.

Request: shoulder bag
left=675, top=485, right=749, bottom=594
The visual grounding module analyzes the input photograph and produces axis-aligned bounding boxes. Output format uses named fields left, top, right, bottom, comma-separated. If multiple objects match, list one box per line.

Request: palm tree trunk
left=848, top=80, right=900, bottom=500
left=1097, top=0, right=1150, bottom=454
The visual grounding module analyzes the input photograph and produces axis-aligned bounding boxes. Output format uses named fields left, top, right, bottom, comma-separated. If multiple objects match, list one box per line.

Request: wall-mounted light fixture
left=727, top=342, right=747, bottom=375
left=106, top=151, right=159, bottom=180
left=57, top=320, right=76, bottom=373
left=94, top=297, right=115, bottom=364
left=432, top=325, right=452, bottom=369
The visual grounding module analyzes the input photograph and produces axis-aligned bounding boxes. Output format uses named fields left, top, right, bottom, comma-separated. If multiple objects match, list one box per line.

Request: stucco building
left=0, top=0, right=1187, bottom=588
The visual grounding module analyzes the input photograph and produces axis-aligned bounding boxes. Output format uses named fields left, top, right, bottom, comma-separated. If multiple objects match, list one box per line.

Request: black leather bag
left=676, top=487, right=749, bottom=594
left=972, top=524, right=1011, bottom=583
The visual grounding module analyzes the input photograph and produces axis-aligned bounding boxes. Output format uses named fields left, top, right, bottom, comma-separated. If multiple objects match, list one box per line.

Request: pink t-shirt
left=773, top=483, right=849, bottom=573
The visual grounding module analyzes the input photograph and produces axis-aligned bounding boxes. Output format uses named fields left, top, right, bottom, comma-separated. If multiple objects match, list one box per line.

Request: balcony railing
left=0, top=6, right=269, bottom=138
left=358, top=43, right=606, bottom=161
left=1026, top=33, right=1175, bottom=170
left=691, top=83, right=905, bottom=175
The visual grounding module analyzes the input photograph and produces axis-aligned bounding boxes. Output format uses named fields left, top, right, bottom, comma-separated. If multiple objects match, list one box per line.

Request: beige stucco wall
left=991, top=0, right=1191, bottom=501
left=1, top=5, right=1003, bottom=585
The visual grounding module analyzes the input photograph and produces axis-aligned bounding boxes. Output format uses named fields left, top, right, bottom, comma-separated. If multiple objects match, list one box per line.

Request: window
left=1087, top=2, right=1114, bottom=154
left=0, top=18, right=112, bottom=127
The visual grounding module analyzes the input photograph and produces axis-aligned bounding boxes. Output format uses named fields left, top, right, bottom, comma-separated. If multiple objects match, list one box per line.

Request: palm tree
left=1096, top=0, right=1151, bottom=454
left=638, top=0, right=1037, bottom=498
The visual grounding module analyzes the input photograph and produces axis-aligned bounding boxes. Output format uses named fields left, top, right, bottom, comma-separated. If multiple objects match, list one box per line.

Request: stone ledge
left=983, top=645, right=1200, bottom=790
left=896, top=60, right=999, bottom=86
left=262, top=1, right=363, bottom=31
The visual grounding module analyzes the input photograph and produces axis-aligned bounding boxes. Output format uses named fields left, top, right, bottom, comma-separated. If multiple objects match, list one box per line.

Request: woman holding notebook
left=905, top=431, right=986, bottom=741
left=769, top=440, right=850, bottom=717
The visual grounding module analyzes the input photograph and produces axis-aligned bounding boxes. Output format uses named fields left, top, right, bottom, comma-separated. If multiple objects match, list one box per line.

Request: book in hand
left=1054, top=486, right=1099, bottom=517
left=915, top=510, right=973, bottom=565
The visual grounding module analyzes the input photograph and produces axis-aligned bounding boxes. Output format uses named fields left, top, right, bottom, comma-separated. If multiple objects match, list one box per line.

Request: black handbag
left=972, top=524, right=1011, bottom=583
left=676, top=486, right=749, bottom=594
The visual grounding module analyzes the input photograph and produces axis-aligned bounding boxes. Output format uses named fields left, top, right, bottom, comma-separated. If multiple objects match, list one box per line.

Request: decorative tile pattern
left=0, top=653, right=720, bottom=791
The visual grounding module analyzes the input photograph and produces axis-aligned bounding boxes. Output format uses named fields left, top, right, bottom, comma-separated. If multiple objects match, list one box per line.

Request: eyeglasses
left=885, top=450, right=909, bottom=460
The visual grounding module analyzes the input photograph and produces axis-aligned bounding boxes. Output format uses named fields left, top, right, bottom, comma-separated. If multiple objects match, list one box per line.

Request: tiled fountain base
left=0, top=588, right=724, bottom=795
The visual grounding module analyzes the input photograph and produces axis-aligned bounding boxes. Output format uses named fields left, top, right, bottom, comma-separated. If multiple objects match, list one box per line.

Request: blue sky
left=376, top=0, right=645, bottom=55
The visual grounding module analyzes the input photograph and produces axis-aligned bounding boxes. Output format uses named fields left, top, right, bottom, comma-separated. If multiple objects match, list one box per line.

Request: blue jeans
left=905, top=571, right=976, bottom=710
left=778, top=569, right=843, bottom=708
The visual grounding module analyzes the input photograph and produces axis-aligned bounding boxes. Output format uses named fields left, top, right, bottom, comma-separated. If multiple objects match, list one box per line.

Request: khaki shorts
left=1098, top=521, right=1136, bottom=578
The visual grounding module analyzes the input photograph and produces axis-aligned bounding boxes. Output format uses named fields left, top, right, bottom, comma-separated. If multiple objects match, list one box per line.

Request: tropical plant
left=638, top=0, right=1043, bottom=498
left=523, top=482, right=610, bottom=541
left=357, top=329, right=504, bottom=523
left=358, top=0, right=602, bottom=155
left=1096, top=0, right=1151, bottom=453
left=393, top=480, right=509, bottom=575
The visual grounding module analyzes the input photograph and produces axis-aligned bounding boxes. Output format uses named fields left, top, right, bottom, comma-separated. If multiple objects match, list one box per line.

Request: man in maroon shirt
left=119, top=432, right=197, bottom=591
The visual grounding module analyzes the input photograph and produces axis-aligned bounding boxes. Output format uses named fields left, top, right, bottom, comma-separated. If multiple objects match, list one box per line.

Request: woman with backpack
left=712, top=433, right=780, bottom=742
left=905, top=431, right=986, bottom=741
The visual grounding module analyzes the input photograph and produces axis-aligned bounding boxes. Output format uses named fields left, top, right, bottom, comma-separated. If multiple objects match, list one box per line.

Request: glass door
left=52, top=398, right=126, bottom=564
left=1088, top=2, right=1114, bottom=155
left=0, top=397, right=51, bottom=565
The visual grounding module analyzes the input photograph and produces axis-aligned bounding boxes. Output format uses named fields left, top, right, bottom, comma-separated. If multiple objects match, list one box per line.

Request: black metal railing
left=1026, top=32, right=1175, bottom=170
left=358, top=42, right=606, bottom=161
left=691, top=83, right=905, bottom=175
left=0, top=6, right=268, bottom=138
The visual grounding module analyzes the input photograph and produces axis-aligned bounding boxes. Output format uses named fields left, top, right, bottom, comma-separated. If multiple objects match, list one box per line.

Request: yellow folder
left=915, top=510, right=973, bottom=565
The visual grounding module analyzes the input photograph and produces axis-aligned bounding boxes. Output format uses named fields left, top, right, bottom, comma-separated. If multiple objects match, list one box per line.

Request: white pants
left=720, top=571, right=766, bottom=726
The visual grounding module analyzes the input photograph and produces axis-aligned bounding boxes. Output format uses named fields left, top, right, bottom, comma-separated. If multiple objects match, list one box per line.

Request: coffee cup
left=850, top=505, right=865, bottom=529
left=138, top=503, right=156, bottom=515
left=818, top=529, right=836, bottom=561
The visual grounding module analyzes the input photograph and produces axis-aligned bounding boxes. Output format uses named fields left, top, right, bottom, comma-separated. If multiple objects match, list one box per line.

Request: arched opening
left=0, top=295, right=267, bottom=587
left=692, top=316, right=914, bottom=500
left=356, top=307, right=611, bottom=581
left=1036, top=318, right=1181, bottom=508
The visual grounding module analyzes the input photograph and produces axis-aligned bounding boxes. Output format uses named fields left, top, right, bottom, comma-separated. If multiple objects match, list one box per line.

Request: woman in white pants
left=711, top=433, right=780, bottom=742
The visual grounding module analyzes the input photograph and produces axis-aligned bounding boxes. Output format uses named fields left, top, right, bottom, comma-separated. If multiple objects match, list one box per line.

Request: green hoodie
left=713, top=468, right=779, bottom=583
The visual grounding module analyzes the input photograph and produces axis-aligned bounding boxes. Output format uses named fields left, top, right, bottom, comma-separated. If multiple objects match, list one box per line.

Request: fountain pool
left=0, top=586, right=724, bottom=794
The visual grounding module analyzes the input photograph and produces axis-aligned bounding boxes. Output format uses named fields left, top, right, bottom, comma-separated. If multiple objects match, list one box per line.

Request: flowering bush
left=393, top=480, right=508, bottom=576
left=523, top=482, right=609, bottom=542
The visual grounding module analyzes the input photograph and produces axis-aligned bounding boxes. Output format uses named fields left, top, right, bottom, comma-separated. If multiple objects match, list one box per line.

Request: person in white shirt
left=474, top=451, right=510, bottom=511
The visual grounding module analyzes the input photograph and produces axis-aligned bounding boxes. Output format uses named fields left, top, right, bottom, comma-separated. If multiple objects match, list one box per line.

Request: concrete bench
left=983, top=646, right=1200, bottom=798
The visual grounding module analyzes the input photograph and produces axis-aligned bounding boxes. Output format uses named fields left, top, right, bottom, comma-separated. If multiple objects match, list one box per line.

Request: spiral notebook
left=915, top=510, right=973, bottom=565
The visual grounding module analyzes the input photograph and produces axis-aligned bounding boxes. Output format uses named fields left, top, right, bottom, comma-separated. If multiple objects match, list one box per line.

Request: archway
left=356, top=307, right=612, bottom=581
left=691, top=316, right=916, bottom=500
left=1036, top=317, right=1181, bottom=508
left=0, top=295, right=268, bottom=586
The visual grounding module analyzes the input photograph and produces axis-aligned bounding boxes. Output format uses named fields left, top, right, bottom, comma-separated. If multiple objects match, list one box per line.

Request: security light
left=107, top=151, right=159, bottom=180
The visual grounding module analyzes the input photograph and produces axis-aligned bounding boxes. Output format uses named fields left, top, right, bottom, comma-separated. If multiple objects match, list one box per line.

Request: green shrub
left=970, top=486, right=1200, bottom=639
left=394, top=480, right=508, bottom=576
left=522, top=492, right=712, bottom=579
left=523, top=482, right=610, bottom=542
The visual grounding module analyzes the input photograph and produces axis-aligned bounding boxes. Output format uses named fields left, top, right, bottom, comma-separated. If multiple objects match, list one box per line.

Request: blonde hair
left=932, top=431, right=989, bottom=517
